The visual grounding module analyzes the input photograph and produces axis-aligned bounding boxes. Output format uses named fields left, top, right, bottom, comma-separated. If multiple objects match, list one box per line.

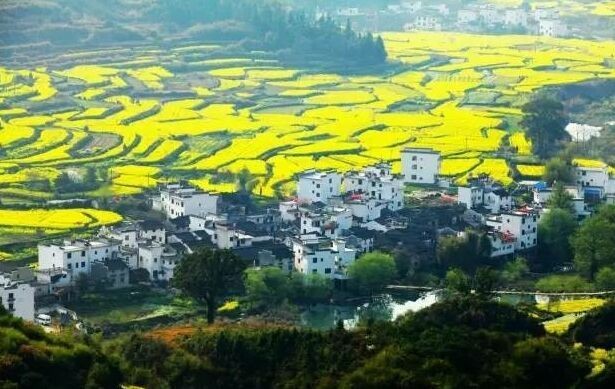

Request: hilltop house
left=401, top=148, right=441, bottom=185
left=0, top=273, right=35, bottom=321
left=292, top=236, right=356, bottom=279
left=297, top=170, right=342, bottom=204
left=153, top=183, right=220, bottom=219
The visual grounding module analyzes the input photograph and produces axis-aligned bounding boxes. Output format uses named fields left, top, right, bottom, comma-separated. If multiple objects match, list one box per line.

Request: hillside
left=0, top=0, right=386, bottom=66
left=4, top=297, right=612, bottom=388
left=0, top=307, right=121, bottom=388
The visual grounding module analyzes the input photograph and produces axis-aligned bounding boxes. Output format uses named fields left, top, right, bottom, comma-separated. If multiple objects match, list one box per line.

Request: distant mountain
left=0, top=0, right=386, bottom=65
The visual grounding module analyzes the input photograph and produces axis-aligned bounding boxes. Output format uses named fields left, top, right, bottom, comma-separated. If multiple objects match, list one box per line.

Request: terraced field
left=1, top=31, right=615, bottom=202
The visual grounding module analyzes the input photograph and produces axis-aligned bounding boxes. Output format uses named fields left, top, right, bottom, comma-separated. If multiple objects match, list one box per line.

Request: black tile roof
left=169, top=216, right=190, bottom=229
left=347, top=227, right=377, bottom=239
left=174, top=232, right=198, bottom=243
left=139, top=220, right=165, bottom=231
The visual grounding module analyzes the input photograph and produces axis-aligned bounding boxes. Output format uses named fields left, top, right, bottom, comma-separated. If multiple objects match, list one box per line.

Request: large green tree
left=543, top=157, right=574, bottom=185
left=572, top=206, right=615, bottom=281
left=521, top=96, right=570, bottom=158
left=174, top=248, right=246, bottom=323
left=437, top=230, right=492, bottom=273
left=347, top=251, right=396, bottom=294
left=245, top=267, right=290, bottom=307
left=547, top=183, right=575, bottom=213
left=538, top=208, right=577, bottom=271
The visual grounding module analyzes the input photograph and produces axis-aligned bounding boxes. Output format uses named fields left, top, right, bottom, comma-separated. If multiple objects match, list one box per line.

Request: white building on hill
left=38, top=239, right=120, bottom=276
left=297, top=170, right=342, bottom=204
left=292, top=236, right=356, bottom=279
left=401, top=148, right=441, bottom=185
left=0, top=274, right=35, bottom=321
left=486, top=208, right=539, bottom=251
left=538, top=18, right=568, bottom=37
left=154, top=183, right=220, bottom=219
left=458, top=183, right=513, bottom=214
left=343, top=163, right=404, bottom=211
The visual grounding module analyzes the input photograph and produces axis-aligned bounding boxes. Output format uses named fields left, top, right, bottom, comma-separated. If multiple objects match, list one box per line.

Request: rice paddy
left=1, top=31, right=614, bottom=203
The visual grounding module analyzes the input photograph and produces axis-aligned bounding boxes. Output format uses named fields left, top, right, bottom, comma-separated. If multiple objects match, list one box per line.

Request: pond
left=300, top=291, right=439, bottom=330
left=299, top=291, right=587, bottom=330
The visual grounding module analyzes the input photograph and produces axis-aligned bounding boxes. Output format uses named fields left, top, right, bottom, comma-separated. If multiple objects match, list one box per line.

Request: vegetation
left=572, top=206, right=615, bottom=281
left=347, top=251, right=397, bottom=294
left=100, top=296, right=604, bottom=388
left=538, top=208, right=577, bottom=271
left=244, top=267, right=332, bottom=308
left=174, top=249, right=246, bottom=324
left=437, top=230, right=491, bottom=274
left=1, top=31, right=614, bottom=202
left=0, top=306, right=121, bottom=388
left=521, top=95, right=570, bottom=158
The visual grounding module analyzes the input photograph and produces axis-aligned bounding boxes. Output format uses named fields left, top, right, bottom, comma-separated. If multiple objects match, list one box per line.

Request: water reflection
left=300, top=291, right=439, bottom=330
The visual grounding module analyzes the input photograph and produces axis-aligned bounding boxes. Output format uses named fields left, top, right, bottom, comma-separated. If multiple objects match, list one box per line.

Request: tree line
left=7, top=293, right=615, bottom=388
left=153, top=0, right=387, bottom=65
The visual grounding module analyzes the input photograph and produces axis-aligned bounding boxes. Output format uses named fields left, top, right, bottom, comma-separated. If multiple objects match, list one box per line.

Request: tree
left=535, top=274, right=592, bottom=292
left=572, top=206, right=615, bottom=281
left=245, top=267, right=290, bottom=307
left=501, top=257, right=529, bottom=284
left=290, top=273, right=332, bottom=305
left=347, top=251, right=396, bottom=295
left=521, top=95, right=570, bottom=158
left=538, top=208, right=577, bottom=270
left=236, top=167, right=256, bottom=193
left=595, top=267, right=615, bottom=290
left=543, top=157, right=573, bottom=186
left=567, top=301, right=615, bottom=349
left=547, top=183, right=575, bottom=213
left=473, top=267, right=499, bottom=297
left=437, top=230, right=491, bottom=273
left=511, top=337, right=590, bottom=388
left=444, top=268, right=471, bottom=296
left=174, top=248, right=246, bottom=324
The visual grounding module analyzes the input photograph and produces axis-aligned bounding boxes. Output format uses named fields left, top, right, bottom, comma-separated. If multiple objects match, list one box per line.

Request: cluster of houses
left=400, top=2, right=568, bottom=37
left=327, top=1, right=569, bottom=38
left=1, top=148, right=440, bottom=321
left=457, top=163, right=615, bottom=259
left=6, top=144, right=615, bottom=323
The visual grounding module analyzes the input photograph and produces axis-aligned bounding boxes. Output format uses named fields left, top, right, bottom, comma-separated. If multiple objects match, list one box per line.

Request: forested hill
left=0, top=0, right=386, bottom=65
left=6, top=298, right=615, bottom=388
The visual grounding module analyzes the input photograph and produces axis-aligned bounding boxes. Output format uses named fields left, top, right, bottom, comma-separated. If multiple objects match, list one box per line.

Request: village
left=325, top=1, right=570, bottom=37
left=3, top=145, right=615, bottom=326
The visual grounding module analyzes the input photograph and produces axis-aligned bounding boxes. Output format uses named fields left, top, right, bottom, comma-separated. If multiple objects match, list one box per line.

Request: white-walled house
left=504, top=9, right=528, bottom=27
left=0, top=275, right=35, bottom=321
left=292, top=237, right=356, bottom=279
left=488, top=231, right=516, bottom=258
left=279, top=200, right=300, bottom=222
left=486, top=209, right=538, bottom=251
left=401, top=148, right=441, bottom=184
left=138, top=220, right=166, bottom=244
left=299, top=204, right=353, bottom=237
left=137, top=242, right=181, bottom=282
left=483, top=188, right=513, bottom=213
left=343, top=163, right=404, bottom=211
left=297, top=170, right=342, bottom=204
left=345, top=198, right=385, bottom=223
left=38, top=239, right=120, bottom=276
left=458, top=183, right=513, bottom=213
left=154, top=184, right=220, bottom=219
left=575, top=166, right=609, bottom=199
left=458, top=186, right=484, bottom=210
left=405, top=15, right=442, bottom=31
left=538, top=18, right=568, bottom=37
